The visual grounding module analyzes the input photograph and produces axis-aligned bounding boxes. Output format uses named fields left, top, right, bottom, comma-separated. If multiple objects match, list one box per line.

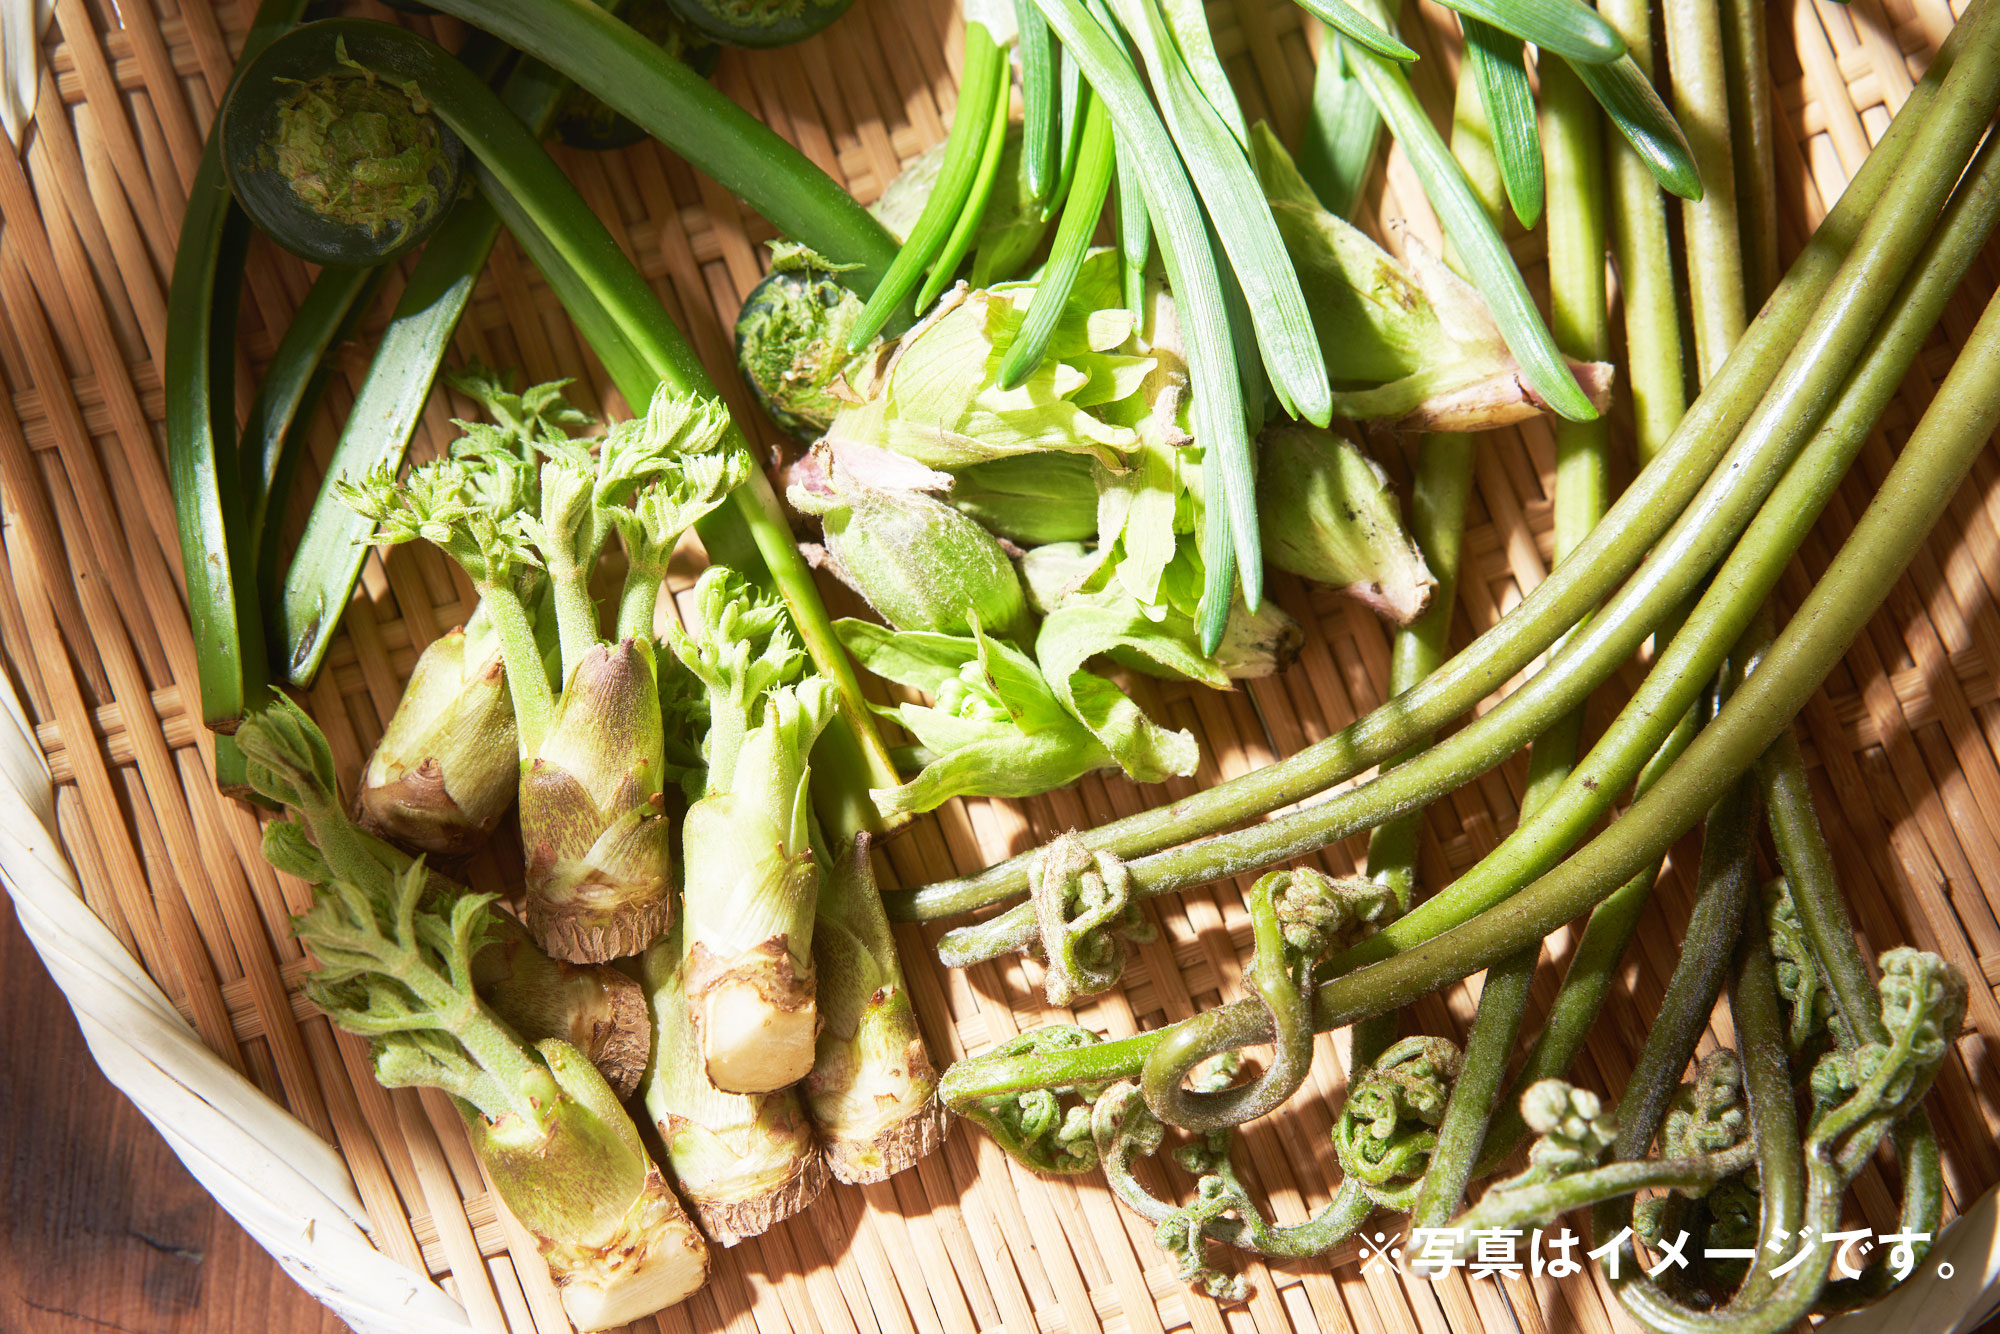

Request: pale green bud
left=789, top=440, right=1032, bottom=640
left=1256, top=425, right=1435, bottom=625
left=518, top=637, right=672, bottom=963
left=358, top=612, right=518, bottom=857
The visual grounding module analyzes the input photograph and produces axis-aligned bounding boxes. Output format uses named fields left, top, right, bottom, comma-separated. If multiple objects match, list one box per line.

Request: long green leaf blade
left=1016, top=0, right=1061, bottom=205
left=430, top=0, right=899, bottom=288
left=167, top=0, right=308, bottom=743
left=1154, top=0, right=1249, bottom=143
left=917, top=58, right=1017, bottom=310
left=1289, top=0, right=1417, bottom=61
left=1433, top=0, right=1624, bottom=64
left=1295, top=25, right=1383, bottom=218
left=1108, top=0, right=1331, bottom=427
left=1115, top=145, right=1151, bottom=313
left=1033, top=0, right=1260, bottom=642
left=1570, top=53, right=1703, bottom=200
left=999, top=94, right=1116, bottom=387
left=246, top=265, right=384, bottom=580
left=846, top=22, right=1008, bottom=346
left=1462, top=16, right=1543, bottom=228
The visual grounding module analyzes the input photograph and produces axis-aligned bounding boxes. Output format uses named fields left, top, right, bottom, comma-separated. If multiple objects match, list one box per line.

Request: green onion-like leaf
left=1114, top=137, right=1151, bottom=314
left=1289, top=0, right=1417, bottom=62
left=1033, top=0, right=1262, bottom=646
left=1016, top=0, right=1060, bottom=206
left=847, top=22, right=1008, bottom=347
left=1052, top=46, right=1088, bottom=214
left=1108, top=0, right=1331, bottom=428
left=918, top=56, right=1018, bottom=310
left=167, top=0, right=312, bottom=736
left=1343, top=2, right=1596, bottom=421
left=247, top=265, right=385, bottom=590
left=1153, top=0, right=1249, bottom=143
left=1462, top=16, right=1543, bottom=228
left=1434, top=0, right=1624, bottom=64
left=1000, top=95, right=1117, bottom=388
left=1294, top=26, right=1383, bottom=219
left=1569, top=52, right=1703, bottom=200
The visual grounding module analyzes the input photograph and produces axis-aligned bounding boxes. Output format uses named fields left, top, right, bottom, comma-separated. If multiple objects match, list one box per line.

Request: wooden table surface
left=2, top=893, right=342, bottom=1334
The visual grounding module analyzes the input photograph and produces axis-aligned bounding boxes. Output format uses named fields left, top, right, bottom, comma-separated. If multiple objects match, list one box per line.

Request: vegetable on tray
left=154, top=0, right=2000, bottom=1320
left=239, top=698, right=704, bottom=1329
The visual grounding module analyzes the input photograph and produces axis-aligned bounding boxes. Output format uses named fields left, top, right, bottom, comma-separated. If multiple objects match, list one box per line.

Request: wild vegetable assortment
left=160, top=0, right=1998, bottom=1323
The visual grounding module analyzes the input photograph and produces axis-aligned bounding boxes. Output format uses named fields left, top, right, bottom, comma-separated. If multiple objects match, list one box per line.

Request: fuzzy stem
left=1757, top=726, right=1889, bottom=1047
left=548, top=553, right=602, bottom=681
left=1451, top=1143, right=1757, bottom=1245
left=617, top=566, right=664, bottom=642
left=479, top=577, right=556, bottom=752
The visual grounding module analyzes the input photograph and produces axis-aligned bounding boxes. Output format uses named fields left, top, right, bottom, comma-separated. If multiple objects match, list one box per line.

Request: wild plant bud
left=789, top=440, right=1033, bottom=641
left=1252, top=125, right=1612, bottom=431
left=1256, top=425, right=1436, bottom=625
left=642, top=933, right=827, bottom=1244
left=357, top=615, right=518, bottom=857
left=473, top=915, right=652, bottom=1100
left=807, top=835, right=946, bottom=1181
left=469, top=1041, right=708, bottom=1329
left=519, top=637, right=673, bottom=963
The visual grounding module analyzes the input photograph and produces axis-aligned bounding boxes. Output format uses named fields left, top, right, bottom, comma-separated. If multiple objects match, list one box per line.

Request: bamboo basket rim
left=9, top=0, right=2000, bottom=1330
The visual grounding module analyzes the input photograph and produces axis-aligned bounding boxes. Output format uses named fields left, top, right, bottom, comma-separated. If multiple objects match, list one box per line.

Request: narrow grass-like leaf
left=247, top=265, right=385, bottom=587
left=1289, top=0, right=1416, bottom=61
left=278, top=198, right=510, bottom=682
left=1108, top=0, right=1331, bottom=427
left=1050, top=47, right=1087, bottom=216
left=167, top=0, right=309, bottom=735
left=999, top=95, right=1116, bottom=387
left=1016, top=0, right=1060, bottom=206
left=1570, top=52, right=1703, bottom=200
left=1155, top=0, right=1248, bottom=143
left=1462, top=16, right=1543, bottom=228
left=846, top=22, right=1007, bottom=348
left=1344, top=12, right=1596, bottom=420
left=917, top=62, right=1017, bottom=309
left=1115, top=147, right=1151, bottom=313
left=1295, top=26, right=1382, bottom=218
left=1434, top=0, right=1624, bottom=64
left=1033, top=0, right=1259, bottom=644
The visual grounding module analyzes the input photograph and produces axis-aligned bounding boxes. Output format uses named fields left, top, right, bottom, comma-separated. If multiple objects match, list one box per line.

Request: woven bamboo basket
left=6, top=0, right=2000, bottom=1328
